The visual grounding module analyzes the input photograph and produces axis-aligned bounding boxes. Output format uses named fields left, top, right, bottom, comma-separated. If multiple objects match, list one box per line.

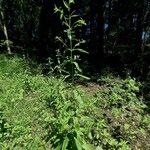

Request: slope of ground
left=0, top=54, right=150, bottom=150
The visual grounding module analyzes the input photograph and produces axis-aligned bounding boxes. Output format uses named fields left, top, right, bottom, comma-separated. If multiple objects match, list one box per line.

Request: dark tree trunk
left=96, top=0, right=105, bottom=68
left=135, top=0, right=144, bottom=57
left=38, top=0, right=62, bottom=62
left=89, top=0, right=105, bottom=73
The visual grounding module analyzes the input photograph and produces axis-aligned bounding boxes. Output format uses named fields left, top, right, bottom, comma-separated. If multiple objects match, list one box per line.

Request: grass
left=0, top=54, right=150, bottom=150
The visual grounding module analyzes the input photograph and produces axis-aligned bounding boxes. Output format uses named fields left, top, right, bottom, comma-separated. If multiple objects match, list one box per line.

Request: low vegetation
left=0, top=0, right=150, bottom=149
left=0, top=54, right=149, bottom=150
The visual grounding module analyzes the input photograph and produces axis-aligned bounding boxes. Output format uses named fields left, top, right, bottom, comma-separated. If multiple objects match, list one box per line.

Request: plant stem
left=68, top=2, right=74, bottom=83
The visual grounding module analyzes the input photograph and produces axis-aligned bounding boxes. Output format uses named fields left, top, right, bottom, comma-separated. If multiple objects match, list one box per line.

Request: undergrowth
left=0, top=54, right=150, bottom=150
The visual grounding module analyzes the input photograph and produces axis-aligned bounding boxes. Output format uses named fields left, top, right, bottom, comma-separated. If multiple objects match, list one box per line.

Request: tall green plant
left=54, top=0, right=89, bottom=83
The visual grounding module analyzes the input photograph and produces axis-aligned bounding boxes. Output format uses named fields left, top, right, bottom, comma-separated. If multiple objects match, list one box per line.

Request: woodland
left=0, top=0, right=150, bottom=149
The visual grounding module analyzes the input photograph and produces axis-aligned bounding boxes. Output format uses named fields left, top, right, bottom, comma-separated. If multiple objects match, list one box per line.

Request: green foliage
left=42, top=84, right=93, bottom=150
left=0, top=54, right=27, bottom=75
left=95, top=76, right=150, bottom=149
left=0, top=55, right=49, bottom=149
left=0, top=54, right=150, bottom=149
left=40, top=74, right=150, bottom=149
left=54, top=0, right=89, bottom=82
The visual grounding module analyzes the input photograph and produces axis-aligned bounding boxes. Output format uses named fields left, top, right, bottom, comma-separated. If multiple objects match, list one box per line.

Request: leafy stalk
left=54, top=0, right=89, bottom=83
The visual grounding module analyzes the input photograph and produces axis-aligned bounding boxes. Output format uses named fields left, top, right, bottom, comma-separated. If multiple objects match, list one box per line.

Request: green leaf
left=69, top=0, right=75, bottom=4
left=55, top=36, right=68, bottom=48
left=73, top=62, right=82, bottom=72
left=60, top=10, right=64, bottom=20
left=73, top=90, right=83, bottom=105
left=62, top=137, right=69, bottom=150
left=54, top=145, right=61, bottom=150
left=73, top=48, right=88, bottom=54
left=54, top=5, right=59, bottom=13
left=73, top=19, right=86, bottom=28
left=71, top=15, right=78, bottom=18
left=63, top=22, right=70, bottom=28
left=82, top=143, right=94, bottom=150
left=63, top=0, right=69, bottom=10
left=95, top=146, right=103, bottom=150
left=76, top=74, right=90, bottom=80
left=74, top=137, right=82, bottom=150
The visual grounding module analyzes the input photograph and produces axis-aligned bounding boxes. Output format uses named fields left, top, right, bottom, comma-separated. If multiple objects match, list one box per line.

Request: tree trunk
left=89, top=0, right=104, bottom=72
left=0, top=9, right=11, bottom=54
left=135, top=0, right=144, bottom=57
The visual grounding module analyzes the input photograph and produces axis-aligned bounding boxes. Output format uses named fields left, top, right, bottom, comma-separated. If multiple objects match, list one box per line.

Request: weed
left=54, top=0, right=89, bottom=83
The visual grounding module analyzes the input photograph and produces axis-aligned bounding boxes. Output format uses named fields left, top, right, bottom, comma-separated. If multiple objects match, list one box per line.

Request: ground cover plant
left=0, top=54, right=150, bottom=150
left=0, top=0, right=150, bottom=149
